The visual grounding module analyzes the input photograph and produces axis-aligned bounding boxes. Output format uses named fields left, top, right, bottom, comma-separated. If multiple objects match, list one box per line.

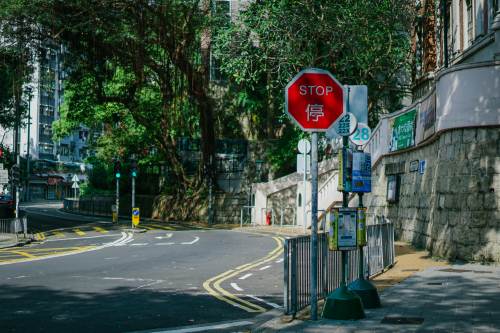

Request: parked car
left=0, top=194, right=15, bottom=218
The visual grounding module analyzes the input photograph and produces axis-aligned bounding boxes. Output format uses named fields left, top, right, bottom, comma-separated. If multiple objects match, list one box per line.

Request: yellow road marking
left=52, top=231, right=65, bottom=238
left=0, top=246, right=96, bottom=264
left=93, top=226, right=108, bottom=234
left=203, top=236, right=284, bottom=313
left=9, top=250, right=36, bottom=259
left=35, top=232, right=45, bottom=241
left=73, top=228, right=86, bottom=236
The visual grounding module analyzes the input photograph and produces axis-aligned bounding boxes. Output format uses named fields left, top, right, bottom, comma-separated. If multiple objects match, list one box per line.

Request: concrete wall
left=362, top=127, right=500, bottom=262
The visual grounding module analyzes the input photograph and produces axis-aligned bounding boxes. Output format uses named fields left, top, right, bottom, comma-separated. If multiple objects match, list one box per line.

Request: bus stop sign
left=285, top=68, right=346, bottom=132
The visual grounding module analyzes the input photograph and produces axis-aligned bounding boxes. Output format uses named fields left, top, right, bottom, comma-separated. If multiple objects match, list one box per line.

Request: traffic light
left=10, top=164, right=20, bottom=185
left=114, top=160, right=121, bottom=178
left=130, top=159, right=138, bottom=177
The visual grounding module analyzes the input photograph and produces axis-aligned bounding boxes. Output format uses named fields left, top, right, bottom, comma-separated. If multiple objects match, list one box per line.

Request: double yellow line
left=203, top=236, right=284, bottom=313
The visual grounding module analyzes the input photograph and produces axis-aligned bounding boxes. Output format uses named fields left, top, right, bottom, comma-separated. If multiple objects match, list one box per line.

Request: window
left=58, top=144, right=69, bottom=156
left=466, top=0, right=474, bottom=46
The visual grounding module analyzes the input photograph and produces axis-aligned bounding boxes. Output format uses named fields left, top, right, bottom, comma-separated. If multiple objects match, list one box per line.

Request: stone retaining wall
left=363, top=127, right=500, bottom=262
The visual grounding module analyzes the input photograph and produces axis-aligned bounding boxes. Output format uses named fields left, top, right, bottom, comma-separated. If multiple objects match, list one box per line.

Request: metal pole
left=303, top=149, right=307, bottom=233
left=26, top=94, right=31, bottom=202
left=310, top=132, right=319, bottom=320
left=15, top=155, right=19, bottom=218
left=358, top=193, right=364, bottom=279
left=116, top=177, right=119, bottom=223
left=131, top=175, right=135, bottom=228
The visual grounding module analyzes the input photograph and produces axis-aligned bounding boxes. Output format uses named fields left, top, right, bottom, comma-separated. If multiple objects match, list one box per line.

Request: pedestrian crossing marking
left=93, top=226, right=108, bottom=234
left=35, top=232, right=45, bottom=241
left=52, top=231, right=65, bottom=238
left=73, top=228, right=86, bottom=236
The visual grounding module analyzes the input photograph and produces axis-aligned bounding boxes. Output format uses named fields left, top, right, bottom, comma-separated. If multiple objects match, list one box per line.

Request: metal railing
left=0, top=217, right=28, bottom=241
left=283, top=221, right=395, bottom=316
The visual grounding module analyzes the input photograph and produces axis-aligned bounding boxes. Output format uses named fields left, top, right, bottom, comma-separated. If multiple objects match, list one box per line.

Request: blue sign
left=419, top=160, right=426, bottom=174
left=352, top=152, right=371, bottom=193
left=132, top=209, right=140, bottom=216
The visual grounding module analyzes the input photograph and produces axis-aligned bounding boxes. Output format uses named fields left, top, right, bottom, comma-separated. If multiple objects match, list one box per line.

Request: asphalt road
left=0, top=203, right=284, bottom=332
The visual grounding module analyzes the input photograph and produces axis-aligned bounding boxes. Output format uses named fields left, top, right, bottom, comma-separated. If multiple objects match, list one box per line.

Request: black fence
left=283, top=222, right=394, bottom=316
left=63, top=195, right=155, bottom=219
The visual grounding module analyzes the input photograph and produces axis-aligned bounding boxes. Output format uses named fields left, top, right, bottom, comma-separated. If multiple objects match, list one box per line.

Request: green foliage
left=213, top=0, right=414, bottom=176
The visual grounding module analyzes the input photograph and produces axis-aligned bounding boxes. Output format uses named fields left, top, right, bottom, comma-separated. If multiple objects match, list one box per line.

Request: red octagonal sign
left=285, top=68, right=346, bottom=132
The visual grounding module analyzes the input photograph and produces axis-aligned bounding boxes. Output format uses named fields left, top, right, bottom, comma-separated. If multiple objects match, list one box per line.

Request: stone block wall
left=214, top=192, right=249, bottom=224
left=363, top=127, right=500, bottom=262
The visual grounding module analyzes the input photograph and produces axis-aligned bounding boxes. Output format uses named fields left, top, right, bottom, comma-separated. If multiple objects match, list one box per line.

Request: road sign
left=72, top=182, right=80, bottom=189
left=352, top=152, right=371, bottom=193
left=132, top=207, right=140, bottom=226
left=298, top=139, right=311, bottom=154
left=334, top=112, right=357, bottom=136
left=350, top=123, right=371, bottom=146
left=297, top=154, right=311, bottom=174
left=285, top=68, right=346, bottom=132
left=71, top=175, right=79, bottom=183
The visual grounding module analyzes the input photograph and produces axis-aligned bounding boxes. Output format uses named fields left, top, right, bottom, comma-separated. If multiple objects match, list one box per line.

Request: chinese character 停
left=306, top=104, right=324, bottom=122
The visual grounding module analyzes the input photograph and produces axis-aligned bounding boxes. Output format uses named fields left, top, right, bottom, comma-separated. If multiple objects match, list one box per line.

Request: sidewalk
left=252, top=243, right=500, bottom=332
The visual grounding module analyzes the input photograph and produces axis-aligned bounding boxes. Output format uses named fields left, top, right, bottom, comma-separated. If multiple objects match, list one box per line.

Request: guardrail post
left=290, top=239, right=297, bottom=317
left=283, top=239, right=289, bottom=314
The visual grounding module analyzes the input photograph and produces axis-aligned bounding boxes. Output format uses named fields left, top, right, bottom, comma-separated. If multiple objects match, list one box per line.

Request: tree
left=1, top=0, right=220, bottom=218
left=213, top=0, right=414, bottom=176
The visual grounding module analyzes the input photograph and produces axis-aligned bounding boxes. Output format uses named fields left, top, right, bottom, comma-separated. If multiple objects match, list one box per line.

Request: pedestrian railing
left=0, top=216, right=29, bottom=241
left=283, top=221, right=395, bottom=316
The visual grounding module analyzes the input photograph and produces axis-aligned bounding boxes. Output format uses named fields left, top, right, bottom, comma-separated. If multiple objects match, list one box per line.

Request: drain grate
left=381, top=316, right=424, bottom=325
left=402, top=269, right=419, bottom=272
left=427, top=282, right=443, bottom=285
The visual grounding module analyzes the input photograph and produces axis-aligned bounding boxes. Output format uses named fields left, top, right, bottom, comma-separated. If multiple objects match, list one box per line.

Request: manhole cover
left=381, top=316, right=424, bottom=325
left=427, top=282, right=443, bottom=285
left=438, top=268, right=472, bottom=273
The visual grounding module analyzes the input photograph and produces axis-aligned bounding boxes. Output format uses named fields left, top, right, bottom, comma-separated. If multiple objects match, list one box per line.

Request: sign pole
left=303, top=146, right=307, bottom=233
left=310, top=132, right=319, bottom=321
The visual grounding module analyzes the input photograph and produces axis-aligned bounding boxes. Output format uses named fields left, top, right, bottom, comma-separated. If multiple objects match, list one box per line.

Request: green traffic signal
left=131, top=171, right=137, bottom=177
left=115, top=172, right=121, bottom=178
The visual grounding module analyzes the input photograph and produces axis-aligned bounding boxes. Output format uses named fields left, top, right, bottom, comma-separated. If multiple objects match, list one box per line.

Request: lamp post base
left=322, top=285, right=365, bottom=320
left=348, top=278, right=381, bottom=309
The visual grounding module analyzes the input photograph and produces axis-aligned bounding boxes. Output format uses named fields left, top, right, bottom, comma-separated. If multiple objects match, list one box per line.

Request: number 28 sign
left=350, top=123, right=371, bottom=146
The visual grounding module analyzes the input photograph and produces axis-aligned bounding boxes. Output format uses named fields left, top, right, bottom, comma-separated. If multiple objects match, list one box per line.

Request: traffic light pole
left=131, top=175, right=135, bottom=228
left=116, top=177, right=119, bottom=223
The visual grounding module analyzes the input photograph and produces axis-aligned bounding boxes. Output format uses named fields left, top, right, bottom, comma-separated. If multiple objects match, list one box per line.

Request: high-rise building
left=0, top=43, right=92, bottom=200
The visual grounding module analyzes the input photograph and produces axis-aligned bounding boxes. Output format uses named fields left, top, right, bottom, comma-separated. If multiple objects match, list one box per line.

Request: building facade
left=0, top=43, right=90, bottom=200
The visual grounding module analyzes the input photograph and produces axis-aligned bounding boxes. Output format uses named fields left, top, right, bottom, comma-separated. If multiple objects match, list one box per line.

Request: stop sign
left=285, top=68, right=346, bottom=132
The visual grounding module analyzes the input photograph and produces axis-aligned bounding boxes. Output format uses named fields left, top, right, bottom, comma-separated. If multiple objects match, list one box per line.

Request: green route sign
left=389, top=109, right=417, bottom=152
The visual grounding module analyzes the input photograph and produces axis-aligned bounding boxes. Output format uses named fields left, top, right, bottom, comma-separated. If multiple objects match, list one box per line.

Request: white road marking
left=155, top=233, right=173, bottom=240
left=104, top=257, right=119, bottom=260
left=230, top=282, right=243, bottom=292
left=0, top=232, right=132, bottom=266
left=148, top=320, right=253, bottom=333
left=130, top=243, right=148, bottom=246
left=246, top=294, right=282, bottom=309
left=130, top=280, right=164, bottom=291
left=44, top=234, right=118, bottom=242
left=259, top=265, right=271, bottom=271
left=239, top=273, right=253, bottom=280
left=275, top=258, right=284, bottom=263
left=181, top=236, right=200, bottom=245
left=156, top=242, right=175, bottom=246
